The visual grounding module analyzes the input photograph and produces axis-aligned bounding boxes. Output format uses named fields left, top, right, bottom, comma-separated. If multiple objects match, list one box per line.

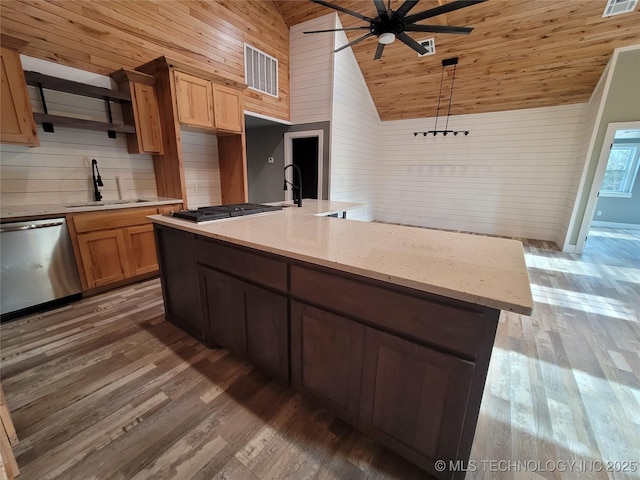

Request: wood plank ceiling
left=0, top=0, right=291, bottom=121
left=275, top=0, right=640, bottom=120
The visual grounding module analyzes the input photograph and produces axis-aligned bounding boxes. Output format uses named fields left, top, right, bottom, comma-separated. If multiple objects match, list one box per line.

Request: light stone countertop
left=0, top=197, right=183, bottom=220
left=149, top=199, right=534, bottom=315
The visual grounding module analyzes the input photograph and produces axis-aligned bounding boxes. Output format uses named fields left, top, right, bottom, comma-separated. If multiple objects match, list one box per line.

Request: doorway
left=284, top=130, right=324, bottom=201
left=575, top=121, right=640, bottom=253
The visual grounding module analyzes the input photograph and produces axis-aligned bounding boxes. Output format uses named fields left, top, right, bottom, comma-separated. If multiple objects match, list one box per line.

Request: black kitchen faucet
left=91, top=159, right=104, bottom=201
left=283, top=164, right=303, bottom=207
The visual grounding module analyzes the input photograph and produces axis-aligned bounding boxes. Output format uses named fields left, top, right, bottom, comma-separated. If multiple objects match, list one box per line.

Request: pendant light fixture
left=414, top=57, right=469, bottom=137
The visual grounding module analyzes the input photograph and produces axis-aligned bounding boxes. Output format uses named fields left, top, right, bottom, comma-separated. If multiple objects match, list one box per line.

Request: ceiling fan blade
left=404, top=24, right=473, bottom=34
left=397, top=32, right=428, bottom=55
left=405, top=0, right=487, bottom=24
left=373, top=0, right=389, bottom=19
left=311, top=0, right=373, bottom=22
left=304, top=26, right=371, bottom=34
left=374, top=43, right=385, bottom=60
left=334, top=32, right=375, bottom=53
left=395, top=0, right=420, bottom=18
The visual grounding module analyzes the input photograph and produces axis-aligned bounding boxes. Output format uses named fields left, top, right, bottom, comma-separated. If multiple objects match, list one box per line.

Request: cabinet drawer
left=195, top=237, right=287, bottom=292
left=290, top=265, right=490, bottom=359
left=72, top=207, right=158, bottom=233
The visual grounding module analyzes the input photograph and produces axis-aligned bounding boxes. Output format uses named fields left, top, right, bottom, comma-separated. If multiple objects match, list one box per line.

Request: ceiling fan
left=304, top=0, right=487, bottom=60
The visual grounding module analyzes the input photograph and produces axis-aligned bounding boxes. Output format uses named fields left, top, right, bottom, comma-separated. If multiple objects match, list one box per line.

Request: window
left=601, top=144, right=640, bottom=197
left=244, top=44, right=278, bottom=98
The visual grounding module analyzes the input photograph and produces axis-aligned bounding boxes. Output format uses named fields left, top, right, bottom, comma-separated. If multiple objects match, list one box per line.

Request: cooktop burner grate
left=171, top=203, right=283, bottom=223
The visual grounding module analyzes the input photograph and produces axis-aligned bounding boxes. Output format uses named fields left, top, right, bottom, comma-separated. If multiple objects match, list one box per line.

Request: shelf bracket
left=104, top=98, right=116, bottom=138
left=37, top=83, right=54, bottom=133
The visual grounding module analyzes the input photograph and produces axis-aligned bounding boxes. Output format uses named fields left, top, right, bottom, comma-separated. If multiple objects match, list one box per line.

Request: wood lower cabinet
left=125, top=224, right=158, bottom=276
left=70, top=204, right=181, bottom=291
left=155, top=225, right=203, bottom=341
left=0, top=44, right=39, bottom=146
left=359, top=328, right=475, bottom=479
left=199, top=264, right=289, bottom=383
left=291, top=301, right=364, bottom=423
left=154, top=224, right=502, bottom=479
left=77, top=229, right=130, bottom=287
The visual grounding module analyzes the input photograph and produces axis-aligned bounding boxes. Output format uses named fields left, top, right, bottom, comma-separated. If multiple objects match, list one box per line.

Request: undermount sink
left=65, top=199, right=151, bottom=208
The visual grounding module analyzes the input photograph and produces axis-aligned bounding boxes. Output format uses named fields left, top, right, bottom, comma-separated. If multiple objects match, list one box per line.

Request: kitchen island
left=149, top=200, right=533, bottom=480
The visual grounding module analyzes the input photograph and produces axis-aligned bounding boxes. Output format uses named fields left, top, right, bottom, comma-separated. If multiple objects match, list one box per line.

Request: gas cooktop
left=170, top=203, right=283, bottom=223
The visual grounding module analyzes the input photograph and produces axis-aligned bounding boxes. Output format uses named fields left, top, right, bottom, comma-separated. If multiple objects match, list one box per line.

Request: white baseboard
left=591, top=221, right=640, bottom=230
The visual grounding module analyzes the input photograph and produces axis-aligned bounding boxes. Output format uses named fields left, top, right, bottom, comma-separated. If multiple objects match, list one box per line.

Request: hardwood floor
left=1, top=227, right=639, bottom=479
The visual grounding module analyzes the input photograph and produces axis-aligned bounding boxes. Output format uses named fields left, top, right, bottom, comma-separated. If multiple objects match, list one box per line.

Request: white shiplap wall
left=0, top=57, right=156, bottom=206
left=181, top=129, right=221, bottom=208
left=330, top=17, right=380, bottom=222
left=375, top=104, right=587, bottom=240
left=290, top=14, right=335, bottom=124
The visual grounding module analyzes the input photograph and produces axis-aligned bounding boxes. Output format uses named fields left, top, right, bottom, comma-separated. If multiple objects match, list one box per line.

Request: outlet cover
left=597, top=211, right=602, bottom=216
left=268, top=156, right=274, bottom=164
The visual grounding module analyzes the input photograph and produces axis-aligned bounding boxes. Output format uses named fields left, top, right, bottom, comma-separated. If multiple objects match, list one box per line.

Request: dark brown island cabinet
left=154, top=224, right=504, bottom=480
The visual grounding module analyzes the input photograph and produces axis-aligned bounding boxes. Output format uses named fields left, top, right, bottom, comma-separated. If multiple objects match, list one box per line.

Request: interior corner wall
left=566, top=47, right=640, bottom=247
left=554, top=69, right=608, bottom=249
left=375, top=104, right=587, bottom=241
left=329, top=17, right=380, bottom=222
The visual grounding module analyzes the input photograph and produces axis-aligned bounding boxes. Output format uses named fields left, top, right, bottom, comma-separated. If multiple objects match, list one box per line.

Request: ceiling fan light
left=378, top=32, right=395, bottom=44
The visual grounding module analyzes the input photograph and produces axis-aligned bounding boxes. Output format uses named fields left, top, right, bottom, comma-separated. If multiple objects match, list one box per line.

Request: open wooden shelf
left=24, top=71, right=131, bottom=102
left=33, top=113, right=135, bottom=134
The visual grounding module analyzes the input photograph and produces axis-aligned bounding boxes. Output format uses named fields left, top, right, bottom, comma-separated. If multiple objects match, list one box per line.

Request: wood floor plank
left=0, top=226, right=638, bottom=480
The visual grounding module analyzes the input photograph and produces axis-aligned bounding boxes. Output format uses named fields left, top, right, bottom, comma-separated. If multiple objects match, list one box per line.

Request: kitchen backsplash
left=1, top=56, right=226, bottom=208
left=0, top=56, right=157, bottom=206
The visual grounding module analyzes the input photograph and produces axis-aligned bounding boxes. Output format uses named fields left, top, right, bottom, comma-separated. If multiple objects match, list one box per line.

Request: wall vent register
left=244, top=44, right=278, bottom=98
left=171, top=203, right=283, bottom=223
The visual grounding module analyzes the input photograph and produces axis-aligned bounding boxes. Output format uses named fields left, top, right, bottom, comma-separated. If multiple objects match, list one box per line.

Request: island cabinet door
left=359, top=327, right=475, bottom=480
left=243, top=282, right=289, bottom=384
left=198, top=265, right=289, bottom=383
left=198, top=265, right=246, bottom=356
left=291, top=301, right=365, bottom=423
left=154, top=225, right=203, bottom=342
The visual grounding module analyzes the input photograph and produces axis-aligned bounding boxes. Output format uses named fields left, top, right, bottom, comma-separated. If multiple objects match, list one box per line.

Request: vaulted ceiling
left=275, top=0, right=640, bottom=120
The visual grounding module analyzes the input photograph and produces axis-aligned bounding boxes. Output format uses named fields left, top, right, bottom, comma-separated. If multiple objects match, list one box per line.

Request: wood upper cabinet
left=213, top=84, right=243, bottom=133
left=112, top=69, right=163, bottom=154
left=174, top=70, right=215, bottom=129
left=0, top=44, right=39, bottom=146
left=173, top=70, right=243, bottom=133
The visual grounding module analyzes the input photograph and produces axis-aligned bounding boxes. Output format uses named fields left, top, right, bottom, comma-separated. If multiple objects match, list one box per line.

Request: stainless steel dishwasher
left=1, top=218, right=82, bottom=319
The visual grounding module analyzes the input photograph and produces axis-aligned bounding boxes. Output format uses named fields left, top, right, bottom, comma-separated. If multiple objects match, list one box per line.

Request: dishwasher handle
left=0, top=221, right=64, bottom=233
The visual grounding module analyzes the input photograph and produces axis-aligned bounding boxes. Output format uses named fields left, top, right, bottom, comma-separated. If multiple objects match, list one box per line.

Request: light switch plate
left=268, top=156, right=274, bottom=164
